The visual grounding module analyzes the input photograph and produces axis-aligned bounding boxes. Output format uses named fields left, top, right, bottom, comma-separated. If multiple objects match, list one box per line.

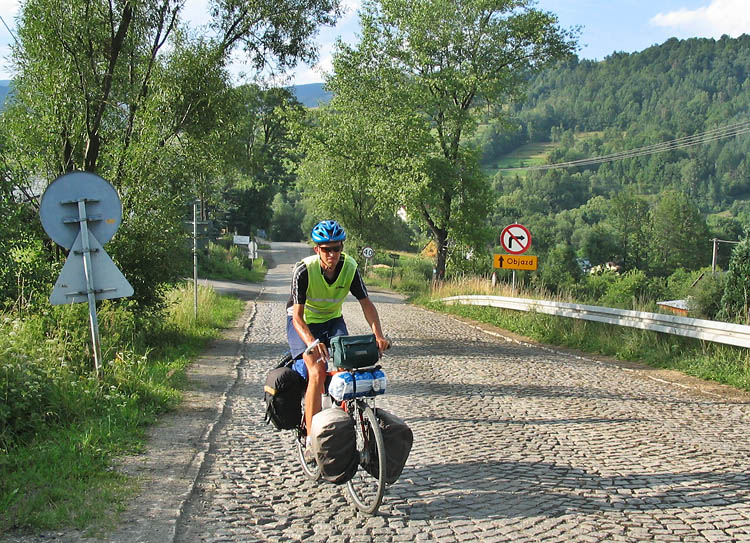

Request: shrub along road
left=10, top=242, right=750, bottom=542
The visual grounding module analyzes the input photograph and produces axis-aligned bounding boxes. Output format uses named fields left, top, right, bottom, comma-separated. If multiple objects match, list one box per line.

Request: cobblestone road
left=175, top=242, right=750, bottom=543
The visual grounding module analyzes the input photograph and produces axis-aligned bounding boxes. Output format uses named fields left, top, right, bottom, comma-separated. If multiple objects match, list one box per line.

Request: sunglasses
left=318, top=244, right=343, bottom=254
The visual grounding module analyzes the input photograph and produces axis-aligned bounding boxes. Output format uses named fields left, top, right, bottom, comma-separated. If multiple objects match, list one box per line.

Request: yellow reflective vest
left=303, top=253, right=357, bottom=324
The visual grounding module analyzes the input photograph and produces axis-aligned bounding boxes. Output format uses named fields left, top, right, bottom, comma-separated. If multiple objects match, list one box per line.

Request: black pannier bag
left=364, top=409, right=413, bottom=484
left=264, top=365, right=304, bottom=430
left=310, top=407, right=358, bottom=484
left=329, top=334, right=380, bottom=369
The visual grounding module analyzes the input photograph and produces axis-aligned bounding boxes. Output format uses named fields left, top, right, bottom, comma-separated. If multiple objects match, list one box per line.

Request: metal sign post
left=76, top=199, right=103, bottom=372
left=184, top=200, right=210, bottom=321
left=40, top=172, right=133, bottom=377
left=194, top=201, right=199, bottom=321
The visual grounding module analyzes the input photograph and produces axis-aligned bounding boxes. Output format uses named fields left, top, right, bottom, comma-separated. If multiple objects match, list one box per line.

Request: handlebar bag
left=329, top=334, right=379, bottom=369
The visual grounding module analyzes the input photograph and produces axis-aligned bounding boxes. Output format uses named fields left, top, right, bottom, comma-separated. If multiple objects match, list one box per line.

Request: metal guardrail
left=438, top=295, right=750, bottom=349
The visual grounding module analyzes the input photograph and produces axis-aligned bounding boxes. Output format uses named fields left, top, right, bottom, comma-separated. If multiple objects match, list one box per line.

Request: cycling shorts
left=286, top=315, right=349, bottom=380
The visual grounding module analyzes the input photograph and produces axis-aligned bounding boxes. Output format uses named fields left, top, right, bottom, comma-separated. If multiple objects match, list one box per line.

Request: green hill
left=479, top=35, right=750, bottom=214
left=477, top=35, right=750, bottom=274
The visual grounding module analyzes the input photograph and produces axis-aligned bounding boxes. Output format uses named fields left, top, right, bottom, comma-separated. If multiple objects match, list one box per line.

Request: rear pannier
left=310, top=407, right=358, bottom=484
left=364, top=409, right=413, bottom=484
left=263, top=366, right=304, bottom=430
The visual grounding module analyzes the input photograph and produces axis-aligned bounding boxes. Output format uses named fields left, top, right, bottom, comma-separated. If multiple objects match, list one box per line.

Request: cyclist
left=286, top=220, right=390, bottom=454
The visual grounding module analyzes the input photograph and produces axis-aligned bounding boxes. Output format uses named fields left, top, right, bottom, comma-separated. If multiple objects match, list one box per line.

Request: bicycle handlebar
left=304, top=338, right=321, bottom=356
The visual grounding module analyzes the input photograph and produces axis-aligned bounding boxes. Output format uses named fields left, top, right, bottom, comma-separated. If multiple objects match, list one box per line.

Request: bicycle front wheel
left=297, top=396, right=321, bottom=481
left=346, top=402, right=386, bottom=515
left=296, top=435, right=321, bottom=480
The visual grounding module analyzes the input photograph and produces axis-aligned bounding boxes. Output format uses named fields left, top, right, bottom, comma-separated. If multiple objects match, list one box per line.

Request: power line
left=0, top=15, right=19, bottom=48
left=499, top=119, right=750, bottom=172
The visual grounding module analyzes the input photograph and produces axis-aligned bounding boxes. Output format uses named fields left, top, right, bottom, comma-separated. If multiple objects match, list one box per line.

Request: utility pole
left=711, top=238, right=740, bottom=275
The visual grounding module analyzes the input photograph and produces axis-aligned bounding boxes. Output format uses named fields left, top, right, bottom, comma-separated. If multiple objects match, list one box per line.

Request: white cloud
left=650, top=0, right=750, bottom=38
left=340, top=0, right=362, bottom=22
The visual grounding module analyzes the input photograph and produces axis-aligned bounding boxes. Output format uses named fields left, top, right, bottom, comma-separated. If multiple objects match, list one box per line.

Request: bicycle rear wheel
left=346, top=402, right=386, bottom=515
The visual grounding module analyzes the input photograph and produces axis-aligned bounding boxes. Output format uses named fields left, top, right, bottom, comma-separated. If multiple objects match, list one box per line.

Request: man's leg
left=303, top=350, right=326, bottom=432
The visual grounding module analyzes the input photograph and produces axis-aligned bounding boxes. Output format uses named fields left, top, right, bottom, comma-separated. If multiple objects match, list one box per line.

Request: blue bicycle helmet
left=311, top=220, right=347, bottom=243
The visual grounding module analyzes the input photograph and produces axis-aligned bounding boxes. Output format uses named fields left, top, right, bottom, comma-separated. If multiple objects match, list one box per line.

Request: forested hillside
left=474, top=35, right=750, bottom=280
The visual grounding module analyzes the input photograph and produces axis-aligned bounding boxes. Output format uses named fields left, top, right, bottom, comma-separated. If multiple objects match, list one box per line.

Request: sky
left=0, top=0, right=748, bottom=84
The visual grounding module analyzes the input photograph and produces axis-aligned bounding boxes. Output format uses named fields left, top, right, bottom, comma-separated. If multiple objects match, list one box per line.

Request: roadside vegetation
left=0, top=245, right=258, bottom=534
left=200, top=241, right=267, bottom=283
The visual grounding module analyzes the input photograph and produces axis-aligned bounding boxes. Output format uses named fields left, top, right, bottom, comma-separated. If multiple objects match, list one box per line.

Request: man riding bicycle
left=286, top=220, right=390, bottom=454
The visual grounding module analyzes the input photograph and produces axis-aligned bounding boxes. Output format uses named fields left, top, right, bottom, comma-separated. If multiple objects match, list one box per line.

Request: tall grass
left=0, top=283, right=245, bottom=534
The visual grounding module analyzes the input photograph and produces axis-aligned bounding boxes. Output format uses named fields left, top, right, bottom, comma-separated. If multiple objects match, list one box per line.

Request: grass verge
left=0, top=283, right=245, bottom=535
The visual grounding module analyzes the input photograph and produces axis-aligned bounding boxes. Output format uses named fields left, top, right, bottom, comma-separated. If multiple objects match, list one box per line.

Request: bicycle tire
left=346, top=402, right=386, bottom=515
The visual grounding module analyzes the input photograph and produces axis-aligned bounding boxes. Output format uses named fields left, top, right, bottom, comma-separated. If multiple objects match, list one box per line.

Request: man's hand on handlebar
left=376, top=335, right=391, bottom=356
left=304, top=338, right=329, bottom=365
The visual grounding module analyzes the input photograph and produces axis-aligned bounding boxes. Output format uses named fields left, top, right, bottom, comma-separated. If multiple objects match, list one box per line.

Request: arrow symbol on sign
left=508, top=233, right=525, bottom=248
left=497, top=255, right=504, bottom=267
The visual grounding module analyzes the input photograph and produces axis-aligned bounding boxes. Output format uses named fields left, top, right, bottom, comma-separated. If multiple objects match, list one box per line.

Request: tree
left=607, top=189, right=650, bottom=270
left=270, top=192, right=305, bottom=241
left=539, top=242, right=581, bottom=293
left=313, top=0, right=577, bottom=279
left=649, top=190, right=710, bottom=275
left=4, top=0, right=341, bottom=306
left=719, top=238, right=750, bottom=324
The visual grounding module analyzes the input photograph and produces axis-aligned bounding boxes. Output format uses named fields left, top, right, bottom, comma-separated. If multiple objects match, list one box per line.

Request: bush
left=719, top=238, right=750, bottom=324
left=0, top=303, right=141, bottom=448
left=198, top=242, right=263, bottom=281
left=573, top=271, right=618, bottom=303
left=690, top=272, right=727, bottom=320
left=0, top=282, right=244, bottom=532
left=599, top=269, right=663, bottom=309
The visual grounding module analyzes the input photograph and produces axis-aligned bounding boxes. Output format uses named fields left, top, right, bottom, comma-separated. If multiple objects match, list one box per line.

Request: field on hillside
left=482, top=142, right=555, bottom=178
left=482, top=131, right=606, bottom=179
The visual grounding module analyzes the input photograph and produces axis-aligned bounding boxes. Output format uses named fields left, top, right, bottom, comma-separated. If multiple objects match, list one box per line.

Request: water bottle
left=329, top=370, right=388, bottom=401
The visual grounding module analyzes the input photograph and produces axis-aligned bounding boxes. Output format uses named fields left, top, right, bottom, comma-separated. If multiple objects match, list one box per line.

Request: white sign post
left=40, top=172, right=133, bottom=376
left=362, top=246, right=374, bottom=275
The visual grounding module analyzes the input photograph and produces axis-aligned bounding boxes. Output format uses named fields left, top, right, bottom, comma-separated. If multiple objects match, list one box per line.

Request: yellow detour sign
left=493, top=254, right=538, bottom=270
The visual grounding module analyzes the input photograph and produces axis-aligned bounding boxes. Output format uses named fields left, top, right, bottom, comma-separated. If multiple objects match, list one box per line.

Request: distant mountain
left=289, top=82, right=332, bottom=108
left=0, top=80, right=11, bottom=108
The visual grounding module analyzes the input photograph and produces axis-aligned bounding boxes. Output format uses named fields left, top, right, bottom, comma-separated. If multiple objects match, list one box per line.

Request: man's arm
left=358, top=297, right=390, bottom=353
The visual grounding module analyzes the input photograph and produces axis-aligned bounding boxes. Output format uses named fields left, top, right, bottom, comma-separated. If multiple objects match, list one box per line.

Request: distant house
left=605, top=261, right=623, bottom=273
left=589, top=261, right=623, bottom=275
left=576, top=258, right=592, bottom=273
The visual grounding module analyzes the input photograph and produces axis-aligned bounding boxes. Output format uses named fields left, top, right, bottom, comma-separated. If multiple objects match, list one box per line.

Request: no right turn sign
left=500, top=224, right=532, bottom=255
